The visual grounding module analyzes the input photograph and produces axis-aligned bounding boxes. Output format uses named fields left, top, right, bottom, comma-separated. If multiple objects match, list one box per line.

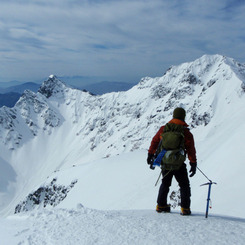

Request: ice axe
left=200, top=180, right=217, bottom=218
left=198, top=167, right=217, bottom=218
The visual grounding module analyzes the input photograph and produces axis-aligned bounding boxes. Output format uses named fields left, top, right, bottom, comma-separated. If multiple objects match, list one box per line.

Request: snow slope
left=8, top=150, right=245, bottom=218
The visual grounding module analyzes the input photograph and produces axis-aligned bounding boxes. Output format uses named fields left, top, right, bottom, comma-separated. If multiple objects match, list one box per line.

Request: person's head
left=173, top=107, right=186, bottom=121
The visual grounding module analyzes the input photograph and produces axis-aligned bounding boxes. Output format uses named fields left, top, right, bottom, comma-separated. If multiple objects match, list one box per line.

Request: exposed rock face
left=15, top=178, right=77, bottom=213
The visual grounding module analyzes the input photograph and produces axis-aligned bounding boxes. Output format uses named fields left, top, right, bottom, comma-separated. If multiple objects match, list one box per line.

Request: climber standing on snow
left=147, top=107, right=197, bottom=215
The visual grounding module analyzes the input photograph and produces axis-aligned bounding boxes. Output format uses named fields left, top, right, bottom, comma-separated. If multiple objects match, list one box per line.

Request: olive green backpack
left=160, top=123, right=186, bottom=171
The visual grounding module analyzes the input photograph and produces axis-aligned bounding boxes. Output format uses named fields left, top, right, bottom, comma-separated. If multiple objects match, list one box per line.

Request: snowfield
left=1, top=206, right=245, bottom=245
left=0, top=150, right=245, bottom=244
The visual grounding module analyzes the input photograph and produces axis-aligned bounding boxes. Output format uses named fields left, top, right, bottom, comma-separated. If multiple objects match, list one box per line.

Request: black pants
left=157, top=164, right=191, bottom=209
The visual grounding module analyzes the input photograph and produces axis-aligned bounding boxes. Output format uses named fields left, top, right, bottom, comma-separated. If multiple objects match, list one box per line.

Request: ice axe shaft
left=201, top=181, right=217, bottom=218
left=155, top=170, right=171, bottom=187
left=155, top=170, right=162, bottom=186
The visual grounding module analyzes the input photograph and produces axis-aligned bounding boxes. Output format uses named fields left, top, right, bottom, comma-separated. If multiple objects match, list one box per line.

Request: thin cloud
left=0, top=0, right=244, bottom=82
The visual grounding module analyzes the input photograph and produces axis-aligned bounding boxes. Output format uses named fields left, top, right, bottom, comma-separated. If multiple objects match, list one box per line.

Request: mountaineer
left=147, top=107, right=197, bottom=215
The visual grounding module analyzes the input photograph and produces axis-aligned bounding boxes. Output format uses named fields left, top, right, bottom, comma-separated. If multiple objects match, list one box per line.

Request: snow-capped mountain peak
left=38, top=75, right=69, bottom=99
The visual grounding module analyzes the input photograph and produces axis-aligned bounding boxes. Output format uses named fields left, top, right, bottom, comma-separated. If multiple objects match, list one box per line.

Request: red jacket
left=148, top=119, right=197, bottom=163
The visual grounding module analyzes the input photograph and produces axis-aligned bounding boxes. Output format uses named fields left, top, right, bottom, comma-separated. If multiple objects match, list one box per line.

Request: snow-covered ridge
left=1, top=54, right=244, bottom=152
left=1, top=54, right=245, bottom=217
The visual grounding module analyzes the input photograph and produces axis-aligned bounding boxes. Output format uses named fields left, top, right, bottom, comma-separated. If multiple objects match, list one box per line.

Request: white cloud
left=0, top=0, right=245, bottom=82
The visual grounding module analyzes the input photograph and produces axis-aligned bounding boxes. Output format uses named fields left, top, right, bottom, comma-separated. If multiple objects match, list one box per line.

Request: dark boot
left=156, top=204, right=171, bottom=213
left=180, top=207, right=191, bottom=215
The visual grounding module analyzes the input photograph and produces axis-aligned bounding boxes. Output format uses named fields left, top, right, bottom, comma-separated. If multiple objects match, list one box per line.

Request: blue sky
left=0, top=0, right=245, bottom=84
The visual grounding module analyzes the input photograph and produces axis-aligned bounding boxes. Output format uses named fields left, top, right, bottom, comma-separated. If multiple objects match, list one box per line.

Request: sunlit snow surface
left=1, top=206, right=245, bottom=245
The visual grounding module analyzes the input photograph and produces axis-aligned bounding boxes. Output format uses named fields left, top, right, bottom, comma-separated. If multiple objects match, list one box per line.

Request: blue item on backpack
left=153, top=149, right=167, bottom=167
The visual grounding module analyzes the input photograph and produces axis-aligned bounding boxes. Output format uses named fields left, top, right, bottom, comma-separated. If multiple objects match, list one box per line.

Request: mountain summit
left=0, top=54, right=245, bottom=217
left=38, top=75, right=69, bottom=99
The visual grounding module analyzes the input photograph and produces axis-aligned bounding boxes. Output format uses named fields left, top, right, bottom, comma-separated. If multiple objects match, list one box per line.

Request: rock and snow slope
left=0, top=54, right=245, bottom=222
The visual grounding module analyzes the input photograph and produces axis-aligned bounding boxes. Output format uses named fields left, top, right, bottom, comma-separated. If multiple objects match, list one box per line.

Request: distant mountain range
left=0, top=82, right=40, bottom=94
left=76, top=81, right=136, bottom=95
left=0, top=82, right=41, bottom=107
left=0, top=92, right=21, bottom=108
left=0, top=80, right=136, bottom=107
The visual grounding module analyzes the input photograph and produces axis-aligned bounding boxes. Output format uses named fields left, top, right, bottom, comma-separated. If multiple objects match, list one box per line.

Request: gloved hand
left=147, top=153, right=154, bottom=166
left=189, top=162, right=197, bottom=177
